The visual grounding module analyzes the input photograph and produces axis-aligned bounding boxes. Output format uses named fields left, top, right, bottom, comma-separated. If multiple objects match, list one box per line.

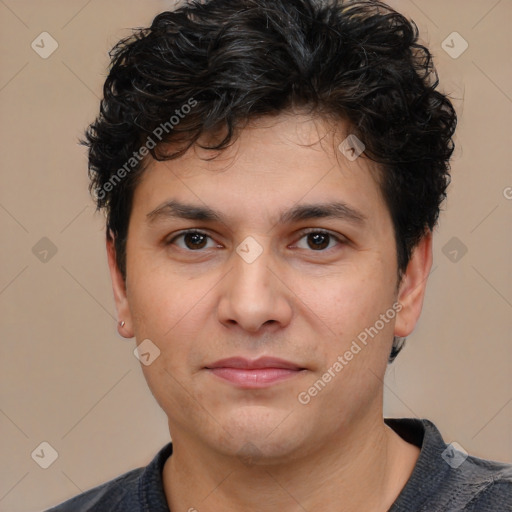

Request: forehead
left=130, top=113, right=388, bottom=230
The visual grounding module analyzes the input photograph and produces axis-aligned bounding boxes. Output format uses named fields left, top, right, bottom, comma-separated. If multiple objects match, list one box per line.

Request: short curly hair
left=84, top=0, right=457, bottom=362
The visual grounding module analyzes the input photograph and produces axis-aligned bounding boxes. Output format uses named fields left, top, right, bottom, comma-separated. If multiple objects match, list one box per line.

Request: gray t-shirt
left=46, top=418, right=512, bottom=511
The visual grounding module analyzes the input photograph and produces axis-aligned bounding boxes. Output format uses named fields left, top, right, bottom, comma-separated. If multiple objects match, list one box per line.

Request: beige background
left=0, top=1, right=510, bottom=510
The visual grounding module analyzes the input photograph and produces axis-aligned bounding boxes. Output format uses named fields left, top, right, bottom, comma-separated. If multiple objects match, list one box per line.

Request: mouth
left=204, top=357, right=307, bottom=388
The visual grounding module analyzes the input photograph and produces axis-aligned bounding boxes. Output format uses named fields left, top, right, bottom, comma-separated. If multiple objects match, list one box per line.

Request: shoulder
left=425, top=419, right=512, bottom=508
left=387, top=418, right=512, bottom=511
left=44, top=467, right=143, bottom=511
left=457, top=454, right=512, bottom=511
left=44, top=442, right=173, bottom=512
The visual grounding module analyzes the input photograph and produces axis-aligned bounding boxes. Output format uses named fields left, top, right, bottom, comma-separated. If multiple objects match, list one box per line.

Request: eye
left=294, top=229, right=345, bottom=251
left=168, top=230, right=219, bottom=251
left=167, top=229, right=346, bottom=252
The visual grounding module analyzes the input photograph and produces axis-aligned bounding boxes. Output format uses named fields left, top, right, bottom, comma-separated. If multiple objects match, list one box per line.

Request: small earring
left=119, top=320, right=125, bottom=328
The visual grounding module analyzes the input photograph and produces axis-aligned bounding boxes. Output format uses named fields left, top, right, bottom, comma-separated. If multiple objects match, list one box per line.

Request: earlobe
left=394, top=231, right=433, bottom=338
left=106, top=233, right=134, bottom=339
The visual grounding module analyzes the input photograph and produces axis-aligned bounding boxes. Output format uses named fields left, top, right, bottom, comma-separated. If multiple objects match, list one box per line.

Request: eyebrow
left=146, top=199, right=367, bottom=226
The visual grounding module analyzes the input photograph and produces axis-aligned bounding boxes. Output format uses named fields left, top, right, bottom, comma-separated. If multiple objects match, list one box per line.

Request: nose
left=216, top=242, right=293, bottom=334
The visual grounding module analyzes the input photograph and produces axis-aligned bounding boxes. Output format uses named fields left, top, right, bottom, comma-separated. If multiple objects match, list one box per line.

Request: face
left=109, top=113, right=431, bottom=463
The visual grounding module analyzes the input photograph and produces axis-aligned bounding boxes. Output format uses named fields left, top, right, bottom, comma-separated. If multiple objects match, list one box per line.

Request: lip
left=205, top=357, right=306, bottom=388
left=206, top=357, right=304, bottom=370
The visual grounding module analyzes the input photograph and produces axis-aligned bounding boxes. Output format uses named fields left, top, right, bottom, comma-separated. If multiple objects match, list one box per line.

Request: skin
left=107, top=112, right=432, bottom=511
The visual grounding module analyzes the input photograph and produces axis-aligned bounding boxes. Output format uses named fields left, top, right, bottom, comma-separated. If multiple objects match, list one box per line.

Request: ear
left=106, top=232, right=134, bottom=338
left=394, top=230, right=433, bottom=337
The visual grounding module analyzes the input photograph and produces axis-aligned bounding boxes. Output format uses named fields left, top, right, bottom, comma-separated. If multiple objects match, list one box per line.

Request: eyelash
left=166, top=228, right=346, bottom=252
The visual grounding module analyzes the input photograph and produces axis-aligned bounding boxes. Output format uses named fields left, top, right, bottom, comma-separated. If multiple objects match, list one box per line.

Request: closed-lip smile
left=205, top=357, right=307, bottom=388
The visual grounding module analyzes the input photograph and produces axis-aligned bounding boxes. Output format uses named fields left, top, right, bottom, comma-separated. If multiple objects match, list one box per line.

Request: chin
left=211, top=409, right=307, bottom=463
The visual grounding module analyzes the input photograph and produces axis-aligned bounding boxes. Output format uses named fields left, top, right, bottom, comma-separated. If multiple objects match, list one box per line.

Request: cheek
left=296, top=263, right=396, bottom=339
left=127, top=259, right=223, bottom=383
left=301, top=273, right=396, bottom=412
left=126, top=249, right=204, bottom=338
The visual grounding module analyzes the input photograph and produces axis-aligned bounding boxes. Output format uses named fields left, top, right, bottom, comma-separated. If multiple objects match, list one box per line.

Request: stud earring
left=119, top=320, right=125, bottom=328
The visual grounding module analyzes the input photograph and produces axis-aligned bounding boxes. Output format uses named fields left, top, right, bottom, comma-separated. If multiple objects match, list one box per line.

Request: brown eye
left=183, top=232, right=208, bottom=250
left=294, top=230, right=344, bottom=251
left=307, top=232, right=330, bottom=250
left=168, top=231, right=216, bottom=250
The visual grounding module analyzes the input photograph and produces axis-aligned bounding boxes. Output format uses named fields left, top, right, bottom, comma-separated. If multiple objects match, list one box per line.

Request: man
left=47, top=0, right=512, bottom=510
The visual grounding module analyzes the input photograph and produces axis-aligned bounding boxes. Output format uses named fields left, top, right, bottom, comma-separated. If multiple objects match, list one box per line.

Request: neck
left=162, top=414, right=420, bottom=512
